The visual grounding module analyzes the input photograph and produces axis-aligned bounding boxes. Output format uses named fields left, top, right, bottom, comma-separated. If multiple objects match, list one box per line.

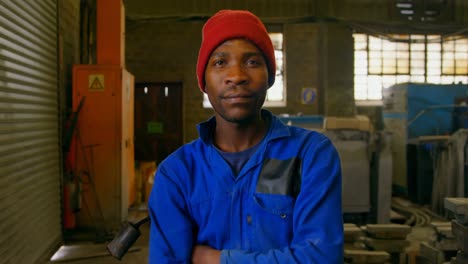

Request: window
left=266, top=33, right=285, bottom=106
left=203, top=32, right=285, bottom=108
left=354, top=33, right=468, bottom=102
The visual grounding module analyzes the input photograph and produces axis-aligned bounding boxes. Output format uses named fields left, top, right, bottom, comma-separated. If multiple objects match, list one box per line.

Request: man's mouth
left=222, top=94, right=253, bottom=103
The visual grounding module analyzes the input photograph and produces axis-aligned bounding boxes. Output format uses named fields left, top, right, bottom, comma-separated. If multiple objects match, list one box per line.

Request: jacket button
left=246, top=215, right=252, bottom=225
left=280, top=214, right=287, bottom=219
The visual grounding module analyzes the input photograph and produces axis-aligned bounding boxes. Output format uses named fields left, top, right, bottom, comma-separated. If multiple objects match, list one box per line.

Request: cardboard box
left=324, top=115, right=373, bottom=132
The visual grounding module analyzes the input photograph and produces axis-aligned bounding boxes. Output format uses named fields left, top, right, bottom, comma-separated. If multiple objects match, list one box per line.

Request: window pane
left=411, top=67, right=425, bottom=75
left=369, top=59, right=382, bottom=74
left=427, top=43, right=441, bottom=51
left=265, top=32, right=285, bottom=105
left=443, top=60, right=454, bottom=68
left=427, top=76, right=441, bottom=83
left=355, top=50, right=368, bottom=75
left=355, top=67, right=367, bottom=75
left=354, top=34, right=367, bottom=50
left=355, top=75, right=368, bottom=84
left=382, top=40, right=396, bottom=51
left=410, top=75, right=425, bottom=83
left=411, top=43, right=425, bottom=51
left=382, top=75, right=397, bottom=89
left=369, top=51, right=382, bottom=58
left=397, top=42, right=409, bottom=50
left=455, top=59, right=467, bottom=74
left=454, top=76, right=468, bottom=84
left=427, top=51, right=441, bottom=60
left=443, top=53, right=454, bottom=60
left=411, top=59, right=425, bottom=67
left=353, top=34, right=367, bottom=42
left=411, top=51, right=425, bottom=59
left=443, top=41, right=455, bottom=52
left=397, top=75, right=410, bottom=83
left=441, top=76, right=454, bottom=84
left=427, top=50, right=441, bottom=77
left=369, top=36, right=382, bottom=49
left=456, top=51, right=468, bottom=60
left=355, top=51, right=367, bottom=60
left=267, top=75, right=284, bottom=101
left=355, top=83, right=368, bottom=100
left=442, top=60, right=455, bottom=74
left=427, top=66, right=441, bottom=75
left=455, top=38, right=468, bottom=52
left=269, top=33, right=283, bottom=50
left=397, top=59, right=409, bottom=74
left=367, top=76, right=382, bottom=100
left=397, top=51, right=409, bottom=58
left=383, top=51, right=395, bottom=59
left=383, top=59, right=396, bottom=74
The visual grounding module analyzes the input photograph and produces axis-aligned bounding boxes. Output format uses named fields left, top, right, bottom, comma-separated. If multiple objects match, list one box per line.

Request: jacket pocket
left=251, top=193, right=295, bottom=249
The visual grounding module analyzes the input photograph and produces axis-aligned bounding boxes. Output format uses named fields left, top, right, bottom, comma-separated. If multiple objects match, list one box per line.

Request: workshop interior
left=1, top=0, right=468, bottom=263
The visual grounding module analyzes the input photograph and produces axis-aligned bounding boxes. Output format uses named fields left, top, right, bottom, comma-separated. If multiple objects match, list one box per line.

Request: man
left=148, top=9, right=343, bottom=264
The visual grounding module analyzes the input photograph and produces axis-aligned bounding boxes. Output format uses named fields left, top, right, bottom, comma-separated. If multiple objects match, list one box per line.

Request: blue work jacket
left=148, top=110, right=343, bottom=263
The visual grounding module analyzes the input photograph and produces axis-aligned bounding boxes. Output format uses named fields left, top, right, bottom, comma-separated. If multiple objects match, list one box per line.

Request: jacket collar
left=197, top=109, right=290, bottom=145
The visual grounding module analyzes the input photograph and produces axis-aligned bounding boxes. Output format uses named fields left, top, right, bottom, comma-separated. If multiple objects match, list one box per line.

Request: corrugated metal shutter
left=0, top=1, right=61, bottom=263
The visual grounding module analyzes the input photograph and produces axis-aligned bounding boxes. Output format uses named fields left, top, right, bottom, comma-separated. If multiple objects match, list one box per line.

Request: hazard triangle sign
left=89, top=74, right=104, bottom=91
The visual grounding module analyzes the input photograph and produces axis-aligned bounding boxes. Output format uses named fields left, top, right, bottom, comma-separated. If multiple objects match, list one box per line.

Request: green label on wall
left=147, top=122, right=163, bottom=134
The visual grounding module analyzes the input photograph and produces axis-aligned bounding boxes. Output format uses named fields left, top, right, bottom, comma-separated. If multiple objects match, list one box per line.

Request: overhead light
left=425, top=10, right=439, bottom=16
left=396, top=3, right=413, bottom=8
left=400, top=10, right=414, bottom=15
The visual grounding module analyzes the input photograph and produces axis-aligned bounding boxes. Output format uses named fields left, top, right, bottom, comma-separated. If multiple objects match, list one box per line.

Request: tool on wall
left=64, top=97, right=86, bottom=153
left=63, top=97, right=86, bottom=229
left=107, top=216, right=150, bottom=260
left=77, top=142, right=113, bottom=242
left=67, top=96, right=112, bottom=241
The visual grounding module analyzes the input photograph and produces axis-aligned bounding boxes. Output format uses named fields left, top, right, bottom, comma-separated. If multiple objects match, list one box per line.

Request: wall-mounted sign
left=89, top=74, right=105, bottom=91
left=147, top=122, right=163, bottom=134
left=301, top=87, right=317, bottom=104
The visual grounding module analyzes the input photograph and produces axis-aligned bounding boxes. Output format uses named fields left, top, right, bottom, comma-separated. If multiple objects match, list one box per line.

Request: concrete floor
left=46, top=199, right=449, bottom=264
left=48, top=208, right=149, bottom=264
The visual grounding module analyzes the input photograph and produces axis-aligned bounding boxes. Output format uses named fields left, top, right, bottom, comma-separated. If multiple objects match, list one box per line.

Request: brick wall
left=58, top=0, right=82, bottom=122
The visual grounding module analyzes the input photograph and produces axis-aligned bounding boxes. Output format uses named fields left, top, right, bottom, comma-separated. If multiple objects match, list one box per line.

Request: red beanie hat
left=196, top=10, right=276, bottom=92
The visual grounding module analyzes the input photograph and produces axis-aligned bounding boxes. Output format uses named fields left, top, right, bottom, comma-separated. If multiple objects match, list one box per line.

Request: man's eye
left=214, top=60, right=225, bottom=66
left=247, top=59, right=260, bottom=66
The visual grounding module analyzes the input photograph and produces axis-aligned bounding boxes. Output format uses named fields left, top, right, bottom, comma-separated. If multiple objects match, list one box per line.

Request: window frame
left=354, top=33, right=468, bottom=105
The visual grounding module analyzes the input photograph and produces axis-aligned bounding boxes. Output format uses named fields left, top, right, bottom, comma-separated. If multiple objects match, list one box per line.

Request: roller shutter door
left=0, top=1, right=61, bottom=263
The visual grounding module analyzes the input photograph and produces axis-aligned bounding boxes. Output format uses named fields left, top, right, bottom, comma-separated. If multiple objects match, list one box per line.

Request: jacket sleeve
left=148, top=165, right=194, bottom=264
left=221, top=137, right=344, bottom=263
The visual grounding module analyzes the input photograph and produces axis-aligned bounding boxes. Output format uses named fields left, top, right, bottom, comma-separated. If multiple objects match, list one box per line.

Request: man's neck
left=213, top=114, right=269, bottom=153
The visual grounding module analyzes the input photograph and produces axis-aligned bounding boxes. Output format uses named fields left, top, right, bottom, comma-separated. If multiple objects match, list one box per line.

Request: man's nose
left=225, top=64, right=248, bottom=85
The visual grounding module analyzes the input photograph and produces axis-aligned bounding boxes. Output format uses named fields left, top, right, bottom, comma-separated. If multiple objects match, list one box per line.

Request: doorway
left=134, top=82, right=183, bottom=164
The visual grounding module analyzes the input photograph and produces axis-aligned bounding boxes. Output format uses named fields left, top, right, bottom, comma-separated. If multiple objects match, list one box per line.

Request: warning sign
left=89, top=74, right=105, bottom=91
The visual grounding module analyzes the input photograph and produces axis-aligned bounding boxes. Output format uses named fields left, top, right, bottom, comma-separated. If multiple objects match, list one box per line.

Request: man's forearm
left=192, top=245, right=221, bottom=264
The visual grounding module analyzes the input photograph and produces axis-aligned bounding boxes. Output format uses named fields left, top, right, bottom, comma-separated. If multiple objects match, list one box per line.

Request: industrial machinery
left=280, top=114, right=392, bottom=224
left=383, top=83, right=468, bottom=203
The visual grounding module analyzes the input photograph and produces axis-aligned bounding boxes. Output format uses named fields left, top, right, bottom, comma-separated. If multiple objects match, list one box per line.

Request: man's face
left=204, top=38, right=269, bottom=124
